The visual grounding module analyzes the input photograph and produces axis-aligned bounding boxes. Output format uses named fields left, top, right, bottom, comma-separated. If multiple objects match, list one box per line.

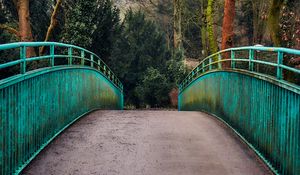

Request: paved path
left=23, top=110, right=270, bottom=175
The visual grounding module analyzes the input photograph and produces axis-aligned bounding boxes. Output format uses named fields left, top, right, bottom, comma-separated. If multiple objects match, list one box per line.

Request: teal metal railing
left=0, top=42, right=123, bottom=91
left=178, top=46, right=300, bottom=175
left=0, top=42, right=124, bottom=174
left=179, top=46, right=300, bottom=93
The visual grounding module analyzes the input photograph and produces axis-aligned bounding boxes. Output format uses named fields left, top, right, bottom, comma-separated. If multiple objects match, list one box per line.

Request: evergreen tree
left=61, top=0, right=121, bottom=61
left=135, top=67, right=170, bottom=107
left=61, top=0, right=97, bottom=48
left=91, top=0, right=121, bottom=61
left=111, top=10, right=184, bottom=107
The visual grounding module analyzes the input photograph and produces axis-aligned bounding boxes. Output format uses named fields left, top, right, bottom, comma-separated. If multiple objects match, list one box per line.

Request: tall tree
left=39, top=0, right=63, bottom=55
left=221, top=0, right=235, bottom=67
left=13, top=0, right=33, bottom=42
left=181, top=0, right=202, bottom=59
left=111, top=10, right=178, bottom=107
left=1, top=0, right=62, bottom=57
left=61, top=0, right=120, bottom=61
left=200, top=0, right=208, bottom=57
left=206, top=0, right=218, bottom=54
left=173, top=0, right=183, bottom=50
left=91, top=0, right=121, bottom=61
left=252, top=0, right=269, bottom=44
left=268, top=0, right=284, bottom=46
left=61, top=0, right=97, bottom=48
left=14, top=0, right=35, bottom=56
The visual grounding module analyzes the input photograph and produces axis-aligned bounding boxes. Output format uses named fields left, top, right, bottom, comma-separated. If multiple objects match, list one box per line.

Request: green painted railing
left=178, top=46, right=300, bottom=175
left=179, top=46, right=300, bottom=92
left=0, top=42, right=123, bottom=91
left=0, top=42, right=124, bottom=174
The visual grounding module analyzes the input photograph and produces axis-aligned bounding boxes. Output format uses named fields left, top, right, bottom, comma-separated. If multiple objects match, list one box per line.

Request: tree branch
left=0, top=24, right=20, bottom=38
left=39, top=0, right=63, bottom=55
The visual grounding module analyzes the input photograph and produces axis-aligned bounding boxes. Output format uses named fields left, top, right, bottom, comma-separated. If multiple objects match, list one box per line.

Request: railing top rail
left=224, top=46, right=300, bottom=54
left=0, top=42, right=123, bottom=91
left=179, top=46, right=300, bottom=93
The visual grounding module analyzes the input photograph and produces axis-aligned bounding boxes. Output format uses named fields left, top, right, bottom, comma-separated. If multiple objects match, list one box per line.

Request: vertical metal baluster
left=81, top=51, right=85, bottom=65
left=90, top=55, right=94, bottom=68
left=231, top=50, right=235, bottom=69
left=50, top=45, right=55, bottom=67
left=202, top=62, right=205, bottom=73
left=192, top=70, right=195, bottom=79
left=249, top=49, right=254, bottom=71
left=277, top=51, right=283, bottom=80
left=68, top=47, right=72, bottom=65
left=98, top=60, right=100, bottom=71
left=218, top=54, right=222, bottom=69
left=103, top=65, right=106, bottom=75
left=209, top=57, right=212, bottom=70
left=20, top=46, right=26, bottom=74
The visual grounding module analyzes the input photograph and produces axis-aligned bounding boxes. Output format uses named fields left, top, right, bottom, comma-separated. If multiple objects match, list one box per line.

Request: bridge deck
left=23, top=110, right=270, bottom=175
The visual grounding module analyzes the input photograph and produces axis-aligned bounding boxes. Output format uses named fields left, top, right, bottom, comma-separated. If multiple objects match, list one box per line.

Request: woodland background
left=0, top=0, right=299, bottom=108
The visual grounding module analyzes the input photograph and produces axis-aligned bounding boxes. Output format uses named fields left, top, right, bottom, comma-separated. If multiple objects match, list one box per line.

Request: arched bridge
left=0, top=42, right=299, bottom=175
left=0, top=42, right=123, bottom=174
left=179, top=47, right=300, bottom=175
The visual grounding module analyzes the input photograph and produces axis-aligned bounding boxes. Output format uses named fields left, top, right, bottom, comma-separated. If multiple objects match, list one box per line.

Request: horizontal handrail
left=0, top=42, right=123, bottom=91
left=179, top=46, right=300, bottom=92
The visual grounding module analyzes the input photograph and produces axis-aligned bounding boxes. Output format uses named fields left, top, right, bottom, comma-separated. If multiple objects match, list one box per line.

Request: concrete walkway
left=23, top=110, right=271, bottom=175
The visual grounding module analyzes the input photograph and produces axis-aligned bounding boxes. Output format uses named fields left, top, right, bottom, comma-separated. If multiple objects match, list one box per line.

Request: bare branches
left=0, top=24, right=20, bottom=38
left=39, top=0, right=63, bottom=55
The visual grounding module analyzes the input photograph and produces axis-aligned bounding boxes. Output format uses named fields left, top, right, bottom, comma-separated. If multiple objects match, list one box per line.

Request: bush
left=135, top=67, right=171, bottom=107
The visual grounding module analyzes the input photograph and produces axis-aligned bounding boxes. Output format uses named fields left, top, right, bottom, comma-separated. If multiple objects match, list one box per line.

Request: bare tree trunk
left=252, top=0, right=269, bottom=45
left=221, top=0, right=235, bottom=68
left=268, top=0, right=284, bottom=46
left=16, top=0, right=35, bottom=57
left=206, top=0, right=218, bottom=55
left=200, top=0, right=208, bottom=58
left=173, top=0, right=182, bottom=51
left=252, top=0, right=260, bottom=44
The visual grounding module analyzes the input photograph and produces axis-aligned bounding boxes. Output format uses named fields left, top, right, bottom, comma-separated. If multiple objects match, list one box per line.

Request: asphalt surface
left=23, top=110, right=271, bottom=175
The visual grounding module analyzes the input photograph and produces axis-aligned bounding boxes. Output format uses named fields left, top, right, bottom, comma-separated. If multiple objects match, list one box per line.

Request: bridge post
left=231, top=50, right=235, bottom=69
left=249, top=49, right=254, bottom=71
left=209, top=57, right=212, bottom=70
left=218, top=54, right=222, bottom=69
left=50, top=45, right=55, bottom=67
left=98, top=60, right=101, bottom=71
left=20, top=46, right=26, bottom=74
left=277, top=51, right=283, bottom=79
left=81, top=51, right=85, bottom=65
left=68, top=47, right=73, bottom=65
left=104, top=65, right=106, bottom=75
left=202, top=62, right=205, bottom=73
left=90, top=55, right=94, bottom=68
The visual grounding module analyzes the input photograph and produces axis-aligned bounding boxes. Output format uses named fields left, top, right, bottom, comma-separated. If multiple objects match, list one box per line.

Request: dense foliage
left=0, top=1, right=185, bottom=108
left=110, top=10, right=185, bottom=107
left=61, top=0, right=121, bottom=61
left=1, top=0, right=299, bottom=107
